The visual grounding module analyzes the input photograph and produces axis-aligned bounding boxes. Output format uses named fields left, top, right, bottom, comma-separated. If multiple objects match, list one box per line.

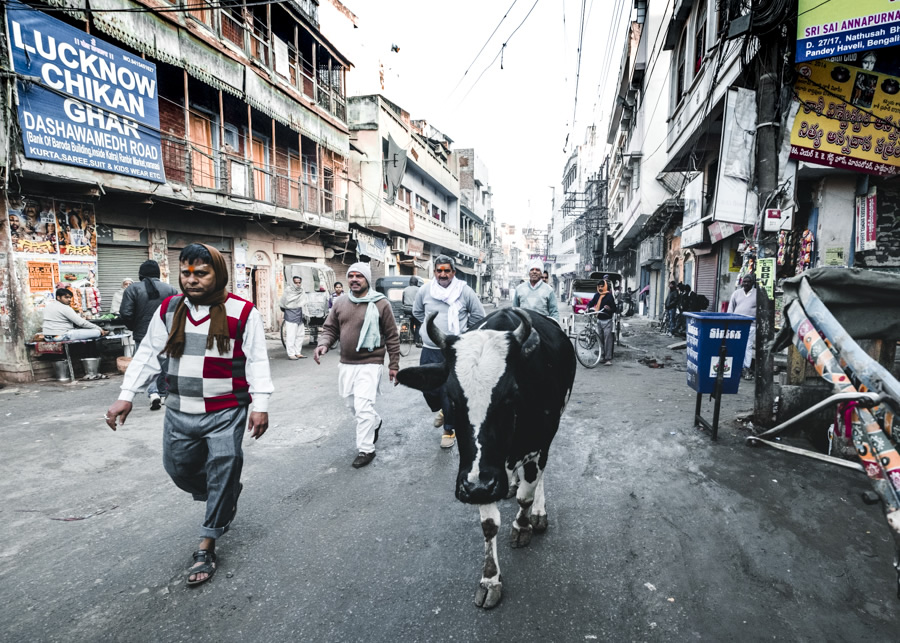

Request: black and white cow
left=397, top=308, right=576, bottom=609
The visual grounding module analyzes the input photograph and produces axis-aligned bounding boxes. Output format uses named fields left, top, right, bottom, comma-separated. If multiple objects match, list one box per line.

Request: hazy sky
left=325, top=0, right=631, bottom=226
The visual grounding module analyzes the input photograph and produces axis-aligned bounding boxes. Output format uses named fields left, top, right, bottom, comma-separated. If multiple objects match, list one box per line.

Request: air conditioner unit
left=391, top=236, right=407, bottom=253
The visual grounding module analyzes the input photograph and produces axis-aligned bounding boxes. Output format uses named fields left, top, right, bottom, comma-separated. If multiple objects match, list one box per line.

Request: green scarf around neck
left=348, top=290, right=386, bottom=352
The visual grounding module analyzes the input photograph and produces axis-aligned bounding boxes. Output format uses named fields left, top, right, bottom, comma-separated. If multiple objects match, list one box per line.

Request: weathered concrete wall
left=0, top=192, right=31, bottom=383
left=814, top=174, right=855, bottom=267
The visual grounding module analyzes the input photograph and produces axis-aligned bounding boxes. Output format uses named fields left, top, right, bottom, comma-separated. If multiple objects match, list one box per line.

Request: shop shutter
left=97, top=245, right=148, bottom=313
left=695, top=251, right=718, bottom=312
left=169, top=248, right=232, bottom=292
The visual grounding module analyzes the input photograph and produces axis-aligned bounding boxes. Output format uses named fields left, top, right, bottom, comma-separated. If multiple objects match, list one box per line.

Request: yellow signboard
left=790, top=57, right=900, bottom=176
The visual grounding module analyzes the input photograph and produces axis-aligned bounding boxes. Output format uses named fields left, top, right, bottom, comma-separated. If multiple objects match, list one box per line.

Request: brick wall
left=160, top=100, right=186, bottom=184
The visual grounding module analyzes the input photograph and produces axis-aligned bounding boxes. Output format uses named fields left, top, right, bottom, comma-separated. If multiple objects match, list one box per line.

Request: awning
left=454, top=264, right=477, bottom=276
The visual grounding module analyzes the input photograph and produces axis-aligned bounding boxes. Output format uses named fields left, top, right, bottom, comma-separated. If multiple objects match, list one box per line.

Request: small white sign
left=709, top=356, right=734, bottom=378
left=763, top=208, right=782, bottom=232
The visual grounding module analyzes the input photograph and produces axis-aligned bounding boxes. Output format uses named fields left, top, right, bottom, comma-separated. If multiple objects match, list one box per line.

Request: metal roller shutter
left=695, top=251, right=718, bottom=312
left=169, top=248, right=232, bottom=292
left=97, top=245, right=148, bottom=313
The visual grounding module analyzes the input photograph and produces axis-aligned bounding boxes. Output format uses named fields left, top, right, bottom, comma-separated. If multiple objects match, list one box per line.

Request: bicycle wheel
left=399, top=330, right=412, bottom=356
left=574, top=327, right=602, bottom=368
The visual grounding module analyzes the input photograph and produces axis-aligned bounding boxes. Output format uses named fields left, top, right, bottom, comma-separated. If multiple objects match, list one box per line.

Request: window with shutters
left=189, top=109, right=218, bottom=190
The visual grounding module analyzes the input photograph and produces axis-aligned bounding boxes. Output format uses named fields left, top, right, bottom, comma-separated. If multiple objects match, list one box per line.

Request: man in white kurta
left=314, top=262, right=400, bottom=468
left=728, top=273, right=758, bottom=379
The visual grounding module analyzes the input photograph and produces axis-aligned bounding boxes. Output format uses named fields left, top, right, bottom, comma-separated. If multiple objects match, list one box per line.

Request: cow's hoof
left=475, top=579, right=502, bottom=609
left=505, top=484, right=518, bottom=500
left=509, top=523, right=533, bottom=548
left=530, top=513, right=548, bottom=533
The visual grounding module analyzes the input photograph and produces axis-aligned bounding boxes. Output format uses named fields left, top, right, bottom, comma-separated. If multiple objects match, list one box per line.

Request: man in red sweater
left=314, top=262, right=400, bottom=468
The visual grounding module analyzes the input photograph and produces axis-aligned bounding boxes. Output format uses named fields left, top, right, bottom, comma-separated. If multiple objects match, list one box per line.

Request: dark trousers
left=420, top=347, right=453, bottom=432
left=162, top=405, right=248, bottom=539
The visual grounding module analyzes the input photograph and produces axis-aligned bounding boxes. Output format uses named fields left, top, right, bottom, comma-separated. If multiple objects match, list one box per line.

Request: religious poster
left=7, top=196, right=58, bottom=255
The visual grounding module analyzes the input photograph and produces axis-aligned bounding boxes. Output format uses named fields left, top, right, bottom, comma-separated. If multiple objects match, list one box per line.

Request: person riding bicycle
left=587, top=279, right=616, bottom=366
left=401, top=276, right=422, bottom=347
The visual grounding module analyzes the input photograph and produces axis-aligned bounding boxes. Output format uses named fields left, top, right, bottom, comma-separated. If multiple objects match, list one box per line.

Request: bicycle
left=396, top=312, right=414, bottom=357
left=572, top=310, right=613, bottom=368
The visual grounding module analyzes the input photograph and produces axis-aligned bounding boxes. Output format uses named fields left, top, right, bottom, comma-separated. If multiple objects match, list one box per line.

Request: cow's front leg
left=505, top=463, right=519, bottom=499
left=475, top=503, right=503, bottom=609
left=510, top=463, right=542, bottom=548
left=529, top=474, right=548, bottom=533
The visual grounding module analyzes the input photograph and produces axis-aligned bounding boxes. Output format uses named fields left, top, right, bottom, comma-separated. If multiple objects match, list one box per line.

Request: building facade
left=1, top=0, right=352, bottom=382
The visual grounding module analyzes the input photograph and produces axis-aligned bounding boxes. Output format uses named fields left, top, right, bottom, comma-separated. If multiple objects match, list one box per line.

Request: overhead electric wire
left=447, top=0, right=520, bottom=99
left=568, top=0, right=587, bottom=150
left=452, top=0, right=542, bottom=109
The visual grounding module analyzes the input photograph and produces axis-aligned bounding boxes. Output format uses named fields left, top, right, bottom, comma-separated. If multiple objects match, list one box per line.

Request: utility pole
left=753, top=71, right=779, bottom=427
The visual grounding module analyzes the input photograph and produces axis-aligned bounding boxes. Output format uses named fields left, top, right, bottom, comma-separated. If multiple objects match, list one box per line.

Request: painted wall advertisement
left=6, top=1, right=165, bottom=182
left=790, top=54, right=900, bottom=176
left=796, top=0, right=900, bottom=63
left=856, top=187, right=878, bottom=251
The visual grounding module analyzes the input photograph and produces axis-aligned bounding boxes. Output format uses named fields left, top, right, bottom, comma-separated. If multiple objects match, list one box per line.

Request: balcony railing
left=639, top=234, right=664, bottom=265
left=161, top=135, right=346, bottom=222
left=202, top=6, right=345, bottom=122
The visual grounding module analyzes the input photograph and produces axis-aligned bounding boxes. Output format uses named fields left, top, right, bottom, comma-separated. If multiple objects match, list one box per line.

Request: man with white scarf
left=280, top=275, right=309, bottom=359
left=513, top=258, right=559, bottom=321
left=413, top=254, right=485, bottom=448
left=314, top=262, right=400, bottom=468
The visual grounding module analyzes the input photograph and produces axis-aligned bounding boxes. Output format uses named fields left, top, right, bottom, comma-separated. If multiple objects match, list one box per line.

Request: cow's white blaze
left=453, top=330, right=510, bottom=483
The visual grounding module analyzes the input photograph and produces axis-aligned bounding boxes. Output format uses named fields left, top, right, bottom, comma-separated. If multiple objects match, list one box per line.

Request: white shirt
left=118, top=300, right=273, bottom=412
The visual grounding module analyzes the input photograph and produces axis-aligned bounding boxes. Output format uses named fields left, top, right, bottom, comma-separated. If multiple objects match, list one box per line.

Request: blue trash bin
left=684, top=313, right=753, bottom=394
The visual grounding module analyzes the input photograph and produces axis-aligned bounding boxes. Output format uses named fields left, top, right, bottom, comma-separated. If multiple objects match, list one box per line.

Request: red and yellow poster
left=791, top=56, right=900, bottom=176
left=26, top=261, right=59, bottom=293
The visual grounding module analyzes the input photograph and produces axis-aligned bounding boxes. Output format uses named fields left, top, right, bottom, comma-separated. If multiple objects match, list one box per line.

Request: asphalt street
left=1, top=310, right=898, bottom=642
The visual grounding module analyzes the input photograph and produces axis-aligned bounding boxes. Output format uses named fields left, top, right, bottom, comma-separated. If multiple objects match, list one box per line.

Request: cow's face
left=398, top=312, right=533, bottom=504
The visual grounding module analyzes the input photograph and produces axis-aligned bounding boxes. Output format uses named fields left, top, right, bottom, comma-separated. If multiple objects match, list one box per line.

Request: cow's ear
left=520, top=329, right=541, bottom=358
left=396, top=363, right=449, bottom=391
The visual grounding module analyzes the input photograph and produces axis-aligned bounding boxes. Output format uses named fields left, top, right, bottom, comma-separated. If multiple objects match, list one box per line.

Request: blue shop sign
left=6, top=1, right=165, bottom=183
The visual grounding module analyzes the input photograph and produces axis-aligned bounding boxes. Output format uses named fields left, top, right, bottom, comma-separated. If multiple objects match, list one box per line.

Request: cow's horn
left=426, top=311, right=447, bottom=349
left=511, top=308, right=532, bottom=345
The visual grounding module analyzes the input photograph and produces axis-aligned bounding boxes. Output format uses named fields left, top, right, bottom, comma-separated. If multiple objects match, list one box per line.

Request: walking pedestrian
left=119, top=260, right=178, bottom=409
left=401, top=276, right=422, bottom=347
left=314, top=262, right=400, bottom=468
left=281, top=275, right=309, bottom=359
left=728, top=273, right=758, bottom=380
left=588, top=279, right=616, bottom=365
left=109, top=278, right=133, bottom=316
left=105, top=243, right=272, bottom=587
left=413, top=255, right=485, bottom=448
left=664, top=280, right=679, bottom=336
left=513, top=258, right=559, bottom=321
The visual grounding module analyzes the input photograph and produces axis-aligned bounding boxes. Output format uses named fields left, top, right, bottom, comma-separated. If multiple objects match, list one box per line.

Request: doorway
left=251, top=267, right=271, bottom=328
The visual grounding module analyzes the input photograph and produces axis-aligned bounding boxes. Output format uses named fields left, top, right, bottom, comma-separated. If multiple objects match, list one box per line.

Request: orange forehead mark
left=188, top=265, right=195, bottom=273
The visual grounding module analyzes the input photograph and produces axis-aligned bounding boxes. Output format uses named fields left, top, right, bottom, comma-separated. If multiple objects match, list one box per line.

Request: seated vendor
left=42, top=288, right=108, bottom=341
